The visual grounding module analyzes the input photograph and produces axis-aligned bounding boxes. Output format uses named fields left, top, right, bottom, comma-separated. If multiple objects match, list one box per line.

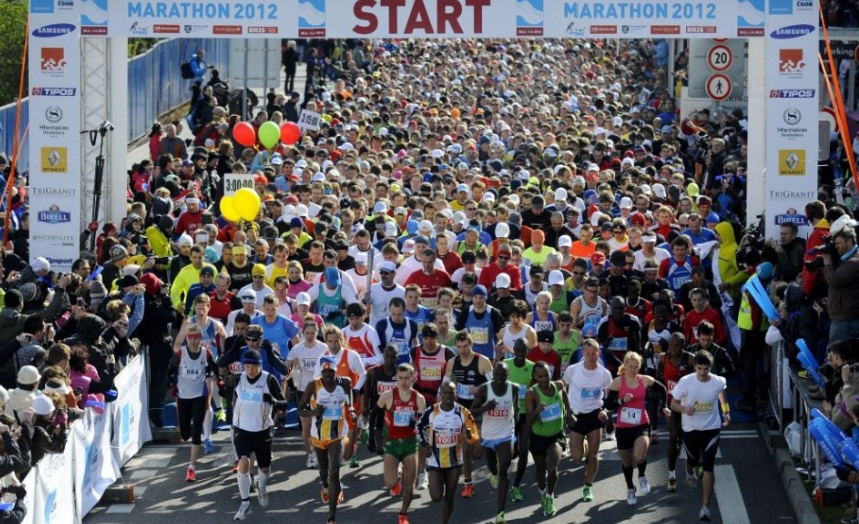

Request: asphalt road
left=82, top=422, right=795, bottom=524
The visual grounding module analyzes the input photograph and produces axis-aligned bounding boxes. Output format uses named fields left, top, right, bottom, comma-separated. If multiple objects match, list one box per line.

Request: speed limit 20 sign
left=707, top=44, right=733, bottom=72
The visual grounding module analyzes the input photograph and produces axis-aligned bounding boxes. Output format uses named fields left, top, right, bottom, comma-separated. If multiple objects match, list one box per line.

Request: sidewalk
left=127, top=66, right=308, bottom=167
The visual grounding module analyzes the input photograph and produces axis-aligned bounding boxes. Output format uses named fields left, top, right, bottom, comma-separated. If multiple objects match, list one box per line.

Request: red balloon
left=280, top=122, right=301, bottom=145
left=232, top=122, right=256, bottom=147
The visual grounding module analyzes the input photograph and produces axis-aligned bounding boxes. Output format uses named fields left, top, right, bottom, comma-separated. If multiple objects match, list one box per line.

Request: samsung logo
left=770, top=24, right=815, bottom=39
left=32, top=23, right=76, bottom=37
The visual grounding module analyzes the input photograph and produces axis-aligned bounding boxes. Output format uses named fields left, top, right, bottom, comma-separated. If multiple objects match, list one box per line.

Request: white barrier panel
left=19, top=466, right=37, bottom=524
left=100, top=0, right=742, bottom=39
left=32, top=442, right=76, bottom=524
left=111, top=355, right=153, bottom=466
left=73, top=408, right=119, bottom=517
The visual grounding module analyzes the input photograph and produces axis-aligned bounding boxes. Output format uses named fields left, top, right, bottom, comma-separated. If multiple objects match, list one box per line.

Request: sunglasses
left=466, top=207, right=476, bottom=211
left=253, top=275, right=265, bottom=279
left=241, top=297, right=256, bottom=302
left=380, top=270, right=394, bottom=275
left=497, top=255, right=510, bottom=260
left=186, top=334, right=202, bottom=340
left=246, top=337, right=261, bottom=342
left=572, top=271, right=586, bottom=276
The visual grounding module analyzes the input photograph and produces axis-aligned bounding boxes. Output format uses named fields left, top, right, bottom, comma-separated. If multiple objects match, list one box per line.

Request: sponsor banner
left=764, top=0, right=818, bottom=235
left=29, top=4, right=81, bottom=269
left=111, top=355, right=153, bottom=466
left=74, top=408, right=120, bottom=517
left=546, top=0, right=735, bottom=39
left=106, top=0, right=294, bottom=36
left=32, top=443, right=76, bottom=524
left=96, top=0, right=737, bottom=38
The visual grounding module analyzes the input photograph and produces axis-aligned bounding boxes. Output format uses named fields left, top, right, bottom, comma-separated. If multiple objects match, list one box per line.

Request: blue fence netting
left=0, top=37, right=232, bottom=174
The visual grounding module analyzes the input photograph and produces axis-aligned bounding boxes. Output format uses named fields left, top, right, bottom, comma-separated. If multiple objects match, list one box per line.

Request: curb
left=759, top=419, right=822, bottom=524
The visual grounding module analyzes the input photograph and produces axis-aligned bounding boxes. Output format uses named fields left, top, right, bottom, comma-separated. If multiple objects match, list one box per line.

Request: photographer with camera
left=822, top=224, right=859, bottom=344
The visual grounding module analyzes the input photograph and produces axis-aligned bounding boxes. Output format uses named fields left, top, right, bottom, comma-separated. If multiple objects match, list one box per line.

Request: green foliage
left=128, top=38, right=160, bottom=58
left=0, top=1, right=28, bottom=107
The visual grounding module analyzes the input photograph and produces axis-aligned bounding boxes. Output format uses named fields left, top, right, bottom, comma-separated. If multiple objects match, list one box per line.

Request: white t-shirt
left=563, top=362, right=613, bottom=414
left=289, top=340, right=326, bottom=392
left=345, top=268, right=374, bottom=301
left=238, top=284, right=275, bottom=308
left=395, top=255, right=445, bottom=286
left=368, top=283, right=405, bottom=326
left=670, top=373, right=727, bottom=432
left=226, top=308, right=262, bottom=336
left=633, top=247, right=671, bottom=272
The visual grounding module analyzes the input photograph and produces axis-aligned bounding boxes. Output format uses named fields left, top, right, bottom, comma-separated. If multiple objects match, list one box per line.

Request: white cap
left=495, top=273, right=511, bottom=289
left=385, top=222, right=398, bottom=237
left=483, top=193, right=496, bottom=203
left=453, top=211, right=467, bottom=226
left=431, top=149, right=444, bottom=158
left=495, top=222, right=510, bottom=239
left=619, top=197, right=633, bottom=209
left=642, top=233, right=657, bottom=243
left=558, top=235, right=572, bottom=248
left=640, top=184, right=652, bottom=196
left=403, top=239, right=416, bottom=254
left=312, top=172, right=326, bottom=182
left=296, top=292, right=311, bottom=306
left=440, top=208, right=454, bottom=220
left=239, top=289, right=257, bottom=301
left=379, top=260, right=397, bottom=273
left=31, top=395, right=55, bottom=416
left=355, top=252, right=368, bottom=265
left=574, top=175, right=586, bottom=187
left=652, top=183, right=667, bottom=199
left=374, top=201, right=388, bottom=214
left=282, top=204, right=296, bottom=220
left=177, top=234, right=194, bottom=247
left=296, top=204, right=309, bottom=216
left=419, top=220, right=433, bottom=233
left=548, top=270, right=565, bottom=286
left=508, top=194, right=520, bottom=206
left=555, top=188, right=568, bottom=202
left=296, top=159, right=308, bottom=168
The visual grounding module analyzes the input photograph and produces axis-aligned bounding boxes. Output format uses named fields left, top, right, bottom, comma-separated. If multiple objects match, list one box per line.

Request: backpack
left=180, top=61, right=194, bottom=79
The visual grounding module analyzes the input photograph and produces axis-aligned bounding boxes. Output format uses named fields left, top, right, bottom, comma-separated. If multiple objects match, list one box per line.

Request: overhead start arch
left=27, top=0, right=818, bottom=270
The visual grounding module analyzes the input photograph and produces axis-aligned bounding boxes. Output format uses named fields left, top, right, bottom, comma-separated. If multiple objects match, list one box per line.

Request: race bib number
left=456, top=382, right=474, bottom=399
left=694, top=402, right=714, bottom=413
left=303, top=359, right=316, bottom=370
left=672, top=275, right=690, bottom=290
left=180, top=366, right=201, bottom=378
left=540, top=403, right=561, bottom=422
left=393, top=410, right=413, bottom=427
left=229, top=362, right=243, bottom=374
left=239, top=389, right=262, bottom=402
left=580, top=387, right=602, bottom=400
left=377, top=382, right=396, bottom=395
left=620, top=407, right=642, bottom=425
left=322, top=406, right=342, bottom=420
left=470, top=327, right=489, bottom=345
left=487, top=408, right=509, bottom=418
left=608, top=337, right=628, bottom=353
left=667, top=380, right=677, bottom=393
left=420, top=364, right=443, bottom=379
left=435, top=431, right=457, bottom=448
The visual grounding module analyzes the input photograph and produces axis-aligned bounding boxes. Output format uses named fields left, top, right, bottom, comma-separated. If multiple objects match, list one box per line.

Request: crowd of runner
left=3, top=32, right=859, bottom=524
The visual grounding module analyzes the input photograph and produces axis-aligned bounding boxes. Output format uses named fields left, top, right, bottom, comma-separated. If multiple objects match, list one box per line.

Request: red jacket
left=802, top=219, right=830, bottom=295
left=683, top=306, right=726, bottom=345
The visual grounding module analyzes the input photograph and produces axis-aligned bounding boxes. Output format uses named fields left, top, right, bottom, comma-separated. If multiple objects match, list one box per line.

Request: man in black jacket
left=770, top=222, right=806, bottom=283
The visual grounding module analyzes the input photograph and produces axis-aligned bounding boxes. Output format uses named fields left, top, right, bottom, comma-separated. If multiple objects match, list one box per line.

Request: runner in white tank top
left=471, top=362, right=520, bottom=523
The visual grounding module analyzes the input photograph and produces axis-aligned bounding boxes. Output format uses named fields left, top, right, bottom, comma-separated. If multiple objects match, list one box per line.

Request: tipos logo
left=41, top=147, right=67, bottom=173
left=778, top=149, right=805, bottom=176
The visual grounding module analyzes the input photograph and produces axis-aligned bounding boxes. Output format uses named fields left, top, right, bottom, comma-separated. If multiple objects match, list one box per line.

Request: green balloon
left=258, top=121, right=280, bottom=150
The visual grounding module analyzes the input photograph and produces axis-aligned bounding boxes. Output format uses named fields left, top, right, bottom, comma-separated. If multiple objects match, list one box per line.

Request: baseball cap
left=325, top=266, right=341, bottom=286
left=537, top=330, right=554, bottom=343
left=252, top=264, right=266, bottom=276
left=558, top=235, right=572, bottom=248
left=241, top=349, right=263, bottom=365
left=17, top=365, right=41, bottom=386
left=200, top=266, right=215, bottom=277
left=590, top=252, right=606, bottom=265
left=472, top=285, right=488, bottom=297
left=495, top=273, right=511, bottom=289
left=619, top=197, right=633, bottom=209
left=548, top=270, right=564, bottom=286
left=240, top=289, right=257, bottom=302
left=296, top=292, right=311, bottom=306
left=379, top=260, right=397, bottom=274
left=495, top=222, right=510, bottom=239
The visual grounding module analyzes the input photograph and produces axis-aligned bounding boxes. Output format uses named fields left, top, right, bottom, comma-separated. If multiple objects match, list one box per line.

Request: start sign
left=351, top=0, right=491, bottom=35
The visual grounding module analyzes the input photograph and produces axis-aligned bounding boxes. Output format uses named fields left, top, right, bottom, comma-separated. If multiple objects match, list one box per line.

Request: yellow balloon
left=220, top=195, right=240, bottom=223
left=234, top=187, right=261, bottom=222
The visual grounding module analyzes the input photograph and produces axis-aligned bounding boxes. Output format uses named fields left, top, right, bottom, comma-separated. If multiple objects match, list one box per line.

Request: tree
left=0, top=1, right=28, bottom=107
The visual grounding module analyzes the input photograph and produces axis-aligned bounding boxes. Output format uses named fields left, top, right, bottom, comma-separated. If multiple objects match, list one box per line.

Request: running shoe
left=306, top=454, right=315, bottom=469
left=416, top=471, right=428, bottom=490
left=627, top=489, right=638, bottom=506
left=543, top=495, right=556, bottom=517
left=539, top=493, right=548, bottom=515
left=666, top=478, right=677, bottom=492
left=841, top=516, right=859, bottom=524
left=495, top=511, right=506, bottom=523
left=360, top=428, right=369, bottom=445
left=349, top=455, right=360, bottom=469
left=686, top=470, right=699, bottom=489
left=639, top=476, right=651, bottom=495
left=398, top=512, right=410, bottom=524
left=257, top=479, right=268, bottom=507
left=698, top=506, right=712, bottom=521
left=582, top=485, right=594, bottom=502
left=232, top=460, right=238, bottom=474
left=321, top=486, right=330, bottom=504
left=310, top=454, right=319, bottom=469
left=461, top=483, right=475, bottom=498
left=185, top=468, right=196, bottom=482
left=338, top=491, right=344, bottom=503
left=489, top=473, right=499, bottom=489
left=603, top=430, right=615, bottom=441
left=215, top=409, right=227, bottom=423
left=510, top=486, right=524, bottom=502
left=203, top=439, right=215, bottom=454
left=390, top=480, right=402, bottom=497
left=234, top=500, right=250, bottom=520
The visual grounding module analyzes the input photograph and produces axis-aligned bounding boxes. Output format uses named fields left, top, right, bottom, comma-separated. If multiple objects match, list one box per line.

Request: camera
left=805, top=236, right=840, bottom=270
